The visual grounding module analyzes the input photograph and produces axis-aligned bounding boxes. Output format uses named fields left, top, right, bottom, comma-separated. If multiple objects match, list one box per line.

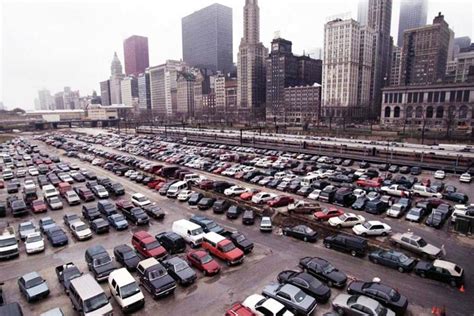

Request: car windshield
left=304, top=227, right=314, bottom=234
left=136, top=196, right=147, bottom=202
left=293, top=290, right=306, bottom=303
left=149, top=268, right=166, bottom=280
left=409, top=209, right=421, bottom=215
left=175, top=262, right=188, bottom=272
left=322, top=263, right=335, bottom=273
left=21, top=223, right=34, bottom=230
left=42, top=219, right=54, bottom=226
left=392, top=205, right=402, bottom=211
left=201, top=254, right=213, bottom=264
left=84, top=293, right=109, bottom=313
left=417, top=238, right=427, bottom=247
left=145, top=241, right=160, bottom=250
left=123, top=250, right=136, bottom=260
left=207, top=221, right=217, bottom=229
left=221, top=243, right=236, bottom=252
left=120, top=282, right=140, bottom=299
left=27, top=235, right=42, bottom=243
left=50, top=197, right=60, bottom=203
left=388, top=289, right=400, bottom=301
left=76, top=224, right=88, bottom=231
left=375, top=304, right=388, bottom=316
left=234, top=234, right=245, bottom=242
left=25, top=276, right=43, bottom=288
left=0, top=237, right=17, bottom=247
left=114, top=215, right=125, bottom=222
left=94, top=255, right=111, bottom=266
left=191, top=228, right=204, bottom=236
left=362, top=222, right=372, bottom=229
left=338, top=214, right=349, bottom=221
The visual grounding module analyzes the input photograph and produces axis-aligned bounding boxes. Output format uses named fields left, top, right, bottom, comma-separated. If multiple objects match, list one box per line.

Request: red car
left=267, top=196, right=294, bottom=208
left=421, top=178, right=431, bottom=187
left=132, top=231, right=167, bottom=259
left=213, top=167, right=225, bottom=174
left=154, top=182, right=166, bottom=190
left=147, top=180, right=162, bottom=189
left=199, top=180, right=214, bottom=190
left=31, top=199, right=47, bottom=213
left=356, top=178, right=382, bottom=188
left=240, top=189, right=260, bottom=201
left=43, top=158, right=52, bottom=164
left=0, top=180, right=4, bottom=189
left=74, top=187, right=95, bottom=202
left=314, top=207, right=344, bottom=221
left=225, top=303, right=255, bottom=316
left=234, top=172, right=245, bottom=179
left=187, top=250, right=220, bottom=276
left=34, top=159, right=43, bottom=165
left=116, top=199, right=134, bottom=212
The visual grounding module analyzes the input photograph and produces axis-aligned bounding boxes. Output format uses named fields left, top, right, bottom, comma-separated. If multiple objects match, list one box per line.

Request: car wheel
left=337, top=224, right=342, bottom=229
left=450, top=280, right=457, bottom=287
left=324, top=243, right=331, bottom=249
left=336, top=307, right=344, bottom=315
left=420, top=272, right=426, bottom=278
left=327, top=280, right=333, bottom=287
left=303, top=237, right=308, bottom=242
left=382, top=232, right=387, bottom=236
left=283, top=231, right=287, bottom=236
left=361, top=233, right=367, bottom=237
left=398, top=267, right=404, bottom=273
left=350, top=250, right=357, bottom=257
left=372, top=258, right=378, bottom=264
left=203, top=270, right=207, bottom=276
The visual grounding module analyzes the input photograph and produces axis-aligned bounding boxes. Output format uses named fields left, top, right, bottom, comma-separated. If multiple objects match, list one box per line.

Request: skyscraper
left=389, top=46, right=402, bottom=86
left=38, top=89, right=54, bottom=110
left=397, top=0, right=427, bottom=47
left=357, top=0, right=369, bottom=26
left=110, top=52, right=124, bottom=104
left=138, top=72, right=151, bottom=110
left=120, top=76, right=139, bottom=107
left=182, top=3, right=233, bottom=74
left=400, top=13, right=451, bottom=85
left=368, top=0, right=392, bottom=116
left=100, top=80, right=111, bottom=106
left=123, top=35, right=150, bottom=76
left=237, top=0, right=268, bottom=121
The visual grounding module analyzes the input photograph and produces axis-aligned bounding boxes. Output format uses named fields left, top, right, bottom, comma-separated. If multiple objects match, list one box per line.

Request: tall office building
left=454, top=45, right=474, bottom=83
left=120, top=76, right=138, bottom=107
left=400, top=13, right=451, bottom=85
left=123, top=35, right=150, bottom=76
left=237, top=0, right=268, bottom=121
left=54, top=92, right=64, bottom=110
left=358, top=26, right=376, bottom=106
left=389, top=46, right=402, bottom=86
left=100, top=80, right=111, bottom=106
left=62, top=87, right=80, bottom=109
left=138, top=72, right=151, bottom=110
left=357, top=0, right=369, bottom=26
left=368, top=0, right=392, bottom=116
left=38, top=89, right=54, bottom=110
left=397, top=0, right=428, bottom=47
left=182, top=3, right=233, bottom=74
left=110, top=52, right=124, bottom=104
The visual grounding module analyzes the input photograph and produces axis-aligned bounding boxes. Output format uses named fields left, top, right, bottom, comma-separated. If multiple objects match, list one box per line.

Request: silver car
left=332, top=294, right=395, bottom=316
left=18, top=271, right=50, bottom=302
left=18, top=221, right=37, bottom=240
left=262, top=283, right=317, bottom=316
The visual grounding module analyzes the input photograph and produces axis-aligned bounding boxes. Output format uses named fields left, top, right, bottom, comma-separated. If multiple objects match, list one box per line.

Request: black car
left=82, top=205, right=101, bottom=222
left=266, top=179, right=281, bottom=188
left=323, top=234, right=368, bottom=257
left=226, top=205, right=243, bottom=219
left=213, top=199, right=231, bottom=214
left=143, top=204, right=165, bottom=220
left=282, top=225, right=318, bottom=242
left=277, top=270, right=331, bottom=303
left=6, top=183, right=18, bottom=194
left=296, top=186, right=313, bottom=197
left=155, top=232, right=186, bottom=254
left=347, top=281, right=408, bottom=316
left=242, top=210, right=255, bottom=225
left=162, top=257, right=197, bottom=286
left=351, top=197, right=367, bottom=210
left=107, top=182, right=125, bottom=196
left=443, top=192, right=468, bottom=203
left=45, top=226, right=68, bottom=247
left=299, top=257, right=347, bottom=288
left=90, top=218, right=109, bottom=234
left=197, top=197, right=215, bottom=210
left=70, top=172, right=86, bottom=182
left=97, top=200, right=118, bottom=217
left=414, top=260, right=464, bottom=287
left=123, top=207, right=149, bottom=225
left=137, top=261, right=176, bottom=298
left=188, top=192, right=203, bottom=206
left=228, top=231, right=254, bottom=254
left=368, top=249, right=417, bottom=273
left=85, top=245, right=115, bottom=282
left=113, top=244, right=140, bottom=271
left=189, top=215, right=225, bottom=234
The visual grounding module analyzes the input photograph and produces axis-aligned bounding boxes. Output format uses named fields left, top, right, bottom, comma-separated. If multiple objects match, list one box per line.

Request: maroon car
left=74, top=187, right=95, bottom=202
left=187, top=250, right=220, bottom=276
left=116, top=199, right=134, bottom=212
left=31, top=199, right=48, bottom=213
left=199, top=180, right=214, bottom=190
left=267, top=195, right=294, bottom=208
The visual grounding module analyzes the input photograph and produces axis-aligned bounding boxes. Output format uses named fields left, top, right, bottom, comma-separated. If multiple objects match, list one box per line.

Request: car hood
left=149, top=246, right=166, bottom=257
left=94, top=262, right=115, bottom=275
left=26, top=282, right=49, bottom=297
left=422, top=244, right=441, bottom=256
left=210, top=226, right=225, bottom=234
left=176, top=268, right=196, bottom=280
left=20, top=228, right=36, bottom=237
left=238, top=239, right=253, bottom=248
left=405, top=213, right=419, bottom=220
left=325, top=269, right=347, bottom=284
left=203, top=260, right=220, bottom=272
left=51, top=234, right=68, bottom=243
left=150, top=275, right=175, bottom=288
left=26, top=240, right=44, bottom=249
left=125, top=256, right=140, bottom=269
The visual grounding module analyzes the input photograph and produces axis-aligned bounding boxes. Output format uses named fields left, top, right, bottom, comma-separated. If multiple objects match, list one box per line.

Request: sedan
left=18, top=272, right=50, bottom=302
left=91, top=185, right=109, bottom=199
left=143, top=204, right=165, bottom=220
left=46, top=196, right=63, bottom=210
left=443, top=192, right=468, bottom=204
left=277, top=270, right=331, bottom=303
left=31, top=199, right=47, bottom=213
left=405, top=207, right=425, bottom=222
left=352, top=221, right=391, bottom=237
left=114, top=244, right=140, bottom=271
left=70, top=221, right=93, bottom=241
left=282, top=225, right=318, bottom=242
left=18, top=221, right=37, bottom=240
left=162, top=256, right=197, bottom=286
left=186, top=250, right=220, bottom=276
left=224, top=185, right=248, bottom=197
left=347, top=281, right=408, bottom=316
left=332, top=294, right=395, bottom=316
left=307, top=189, right=321, bottom=200
left=267, top=196, right=294, bottom=208
left=313, top=207, right=344, bottom=221
left=177, top=189, right=193, bottom=201
left=108, top=214, right=129, bottom=230
left=262, top=283, right=317, bottom=316
left=299, top=256, right=347, bottom=288
left=25, top=232, right=45, bottom=254
left=434, top=170, right=446, bottom=179
left=90, top=218, right=110, bottom=234
left=369, top=249, right=417, bottom=273
left=74, top=187, right=95, bottom=202
left=45, top=226, right=68, bottom=247
left=64, top=191, right=81, bottom=206
left=328, top=213, right=365, bottom=228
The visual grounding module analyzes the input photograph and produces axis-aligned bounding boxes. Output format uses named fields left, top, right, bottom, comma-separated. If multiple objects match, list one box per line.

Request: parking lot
left=0, top=130, right=473, bottom=316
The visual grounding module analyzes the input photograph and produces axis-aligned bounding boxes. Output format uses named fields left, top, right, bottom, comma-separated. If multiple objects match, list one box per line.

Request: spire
left=111, top=51, right=123, bottom=77
left=243, top=0, right=260, bottom=44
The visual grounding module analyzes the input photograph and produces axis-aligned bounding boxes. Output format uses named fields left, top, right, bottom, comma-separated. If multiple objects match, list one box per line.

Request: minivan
left=68, top=274, right=113, bottom=316
left=155, top=231, right=186, bottom=254
left=172, top=219, right=205, bottom=247
left=108, top=268, right=144, bottom=312
left=166, top=181, right=188, bottom=198
left=323, top=234, right=368, bottom=257
left=319, top=185, right=337, bottom=203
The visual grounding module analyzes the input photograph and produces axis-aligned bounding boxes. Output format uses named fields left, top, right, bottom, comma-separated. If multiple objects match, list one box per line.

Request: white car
left=307, top=189, right=321, bottom=200
left=380, top=184, right=411, bottom=197
left=459, top=173, right=472, bottom=183
left=252, top=192, right=278, bottom=204
left=434, top=170, right=446, bottom=179
left=451, top=204, right=474, bottom=223
left=19, top=221, right=37, bottom=240
left=354, top=169, right=366, bottom=177
left=177, top=189, right=194, bottom=201
left=25, top=232, right=45, bottom=254
left=329, top=213, right=365, bottom=228
left=242, top=294, right=294, bottom=316
left=28, top=167, right=39, bottom=176
left=260, top=217, right=273, bottom=232
left=70, top=221, right=93, bottom=241
left=131, top=193, right=151, bottom=207
left=386, top=203, right=405, bottom=218
left=47, top=196, right=64, bottom=210
left=224, top=185, right=248, bottom=196
left=58, top=173, right=74, bottom=184
left=23, top=180, right=36, bottom=190
left=352, top=220, right=391, bottom=236
left=91, top=158, right=103, bottom=166
left=353, top=189, right=366, bottom=198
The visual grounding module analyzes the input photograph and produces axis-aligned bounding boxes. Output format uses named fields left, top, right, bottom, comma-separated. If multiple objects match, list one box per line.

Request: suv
left=155, top=232, right=186, bottom=254
left=202, top=232, right=244, bottom=265
left=323, top=234, right=368, bottom=257
left=132, top=231, right=167, bottom=259
left=97, top=200, right=118, bottom=217
left=136, top=258, right=176, bottom=298
left=85, top=245, right=115, bottom=282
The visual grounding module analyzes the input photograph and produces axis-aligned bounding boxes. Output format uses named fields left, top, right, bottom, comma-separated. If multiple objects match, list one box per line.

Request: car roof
left=70, top=274, right=104, bottom=299
left=434, top=260, right=459, bottom=271
left=109, top=268, right=135, bottom=286
left=139, top=257, right=159, bottom=270
left=355, top=295, right=379, bottom=309
left=22, top=271, right=40, bottom=282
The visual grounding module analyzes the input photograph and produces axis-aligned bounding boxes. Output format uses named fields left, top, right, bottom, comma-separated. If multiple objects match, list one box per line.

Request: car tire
left=336, top=307, right=344, bottom=315
left=303, top=237, right=308, bottom=242
left=361, top=233, right=367, bottom=237
left=382, top=232, right=388, bottom=236
left=337, top=224, right=342, bottom=229
left=283, top=231, right=287, bottom=236
left=372, top=258, right=378, bottom=264
left=327, top=280, right=333, bottom=287
left=350, top=250, right=357, bottom=257
left=450, top=280, right=457, bottom=287
left=324, top=243, right=331, bottom=249
left=420, top=272, right=426, bottom=278
left=398, top=267, right=404, bottom=273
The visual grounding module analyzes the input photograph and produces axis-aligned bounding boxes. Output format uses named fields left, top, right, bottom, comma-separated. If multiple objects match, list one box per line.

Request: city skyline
left=1, top=0, right=473, bottom=109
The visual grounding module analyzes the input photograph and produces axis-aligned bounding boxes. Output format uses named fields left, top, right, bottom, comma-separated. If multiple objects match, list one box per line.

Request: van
left=323, top=234, right=368, bottom=257
left=58, top=182, right=72, bottom=196
left=202, top=232, right=244, bottom=265
left=108, top=268, right=144, bottom=312
left=42, top=184, right=59, bottom=199
left=155, top=231, right=186, bottom=254
left=68, top=274, right=113, bottom=316
left=183, top=173, right=201, bottom=184
left=334, top=187, right=356, bottom=207
left=166, top=181, right=188, bottom=198
left=171, top=219, right=205, bottom=247
left=301, top=174, right=319, bottom=187
left=412, top=185, right=442, bottom=198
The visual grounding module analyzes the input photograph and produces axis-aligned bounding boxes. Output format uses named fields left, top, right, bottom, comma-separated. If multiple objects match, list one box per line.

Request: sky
left=1, top=0, right=473, bottom=110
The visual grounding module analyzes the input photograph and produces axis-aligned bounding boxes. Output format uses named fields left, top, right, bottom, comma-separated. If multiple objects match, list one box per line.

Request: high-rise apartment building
left=182, top=3, right=233, bottom=74
left=120, top=76, right=138, bottom=108
left=357, top=0, right=369, bottom=26
left=100, top=80, right=111, bottom=106
left=54, top=92, right=64, bottom=110
left=397, top=0, right=428, bottom=47
left=237, top=0, right=268, bottom=121
left=123, top=35, right=150, bottom=76
left=149, top=60, right=185, bottom=117
left=358, top=26, right=376, bottom=106
left=389, top=46, right=402, bottom=86
left=138, top=72, right=151, bottom=110
left=176, top=71, right=196, bottom=118
left=214, top=74, right=226, bottom=113
left=38, top=89, right=54, bottom=110
left=400, top=13, right=451, bottom=86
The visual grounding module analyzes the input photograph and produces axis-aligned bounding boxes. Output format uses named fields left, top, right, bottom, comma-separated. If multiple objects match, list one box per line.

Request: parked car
left=443, top=192, right=468, bottom=203
left=390, top=232, right=441, bottom=259
left=190, top=215, right=225, bottom=234
left=25, top=232, right=45, bottom=254
left=282, top=225, right=318, bottom=242
left=352, top=221, right=391, bottom=237
left=313, top=207, right=344, bottom=221
left=91, top=185, right=109, bottom=199
left=90, top=218, right=110, bottom=234
left=414, top=259, right=464, bottom=287
left=368, top=249, right=417, bottom=273
left=123, top=207, right=150, bottom=225
left=46, top=196, right=63, bottom=210
left=162, top=256, right=197, bottom=286
left=85, top=245, right=115, bottom=281
left=18, top=272, right=50, bottom=302
left=136, top=257, right=176, bottom=298
left=405, top=207, right=425, bottom=222
left=277, top=270, right=331, bottom=303
left=323, top=234, right=368, bottom=257
left=45, top=226, right=68, bottom=247
left=228, top=231, right=254, bottom=254
left=242, top=294, right=294, bottom=316
left=131, top=193, right=151, bottom=207
left=242, top=210, right=256, bottom=225
left=155, top=231, right=186, bottom=254
left=108, top=214, right=129, bottom=230
left=328, top=213, right=365, bottom=228
left=332, top=294, right=395, bottom=316
left=260, top=216, right=272, bottom=232
left=70, top=221, right=93, bottom=241
left=261, top=283, right=317, bottom=316
left=299, top=256, right=347, bottom=288
left=143, top=204, right=165, bottom=219
left=82, top=205, right=101, bottom=222
left=186, top=250, right=220, bottom=276
left=132, top=231, right=167, bottom=259
left=113, top=244, right=140, bottom=271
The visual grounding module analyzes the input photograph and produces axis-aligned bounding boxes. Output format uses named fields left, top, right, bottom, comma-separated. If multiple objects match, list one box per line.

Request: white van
left=167, top=181, right=188, bottom=198
left=172, top=219, right=205, bottom=247
left=412, top=185, right=442, bottom=198
left=108, top=268, right=145, bottom=312
left=42, top=184, right=59, bottom=199
left=183, top=174, right=201, bottom=184
left=301, top=174, right=319, bottom=187
left=68, top=274, right=113, bottom=316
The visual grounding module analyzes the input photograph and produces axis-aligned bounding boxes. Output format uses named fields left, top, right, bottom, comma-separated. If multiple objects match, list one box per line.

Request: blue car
left=107, top=214, right=129, bottom=230
left=45, top=226, right=68, bottom=247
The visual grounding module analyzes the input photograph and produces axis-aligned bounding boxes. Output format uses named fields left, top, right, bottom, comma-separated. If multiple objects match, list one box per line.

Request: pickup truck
left=287, top=200, right=321, bottom=214
left=55, top=262, right=82, bottom=293
left=390, top=232, right=442, bottom=259
left=0, top=225, right=19, bottom=260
